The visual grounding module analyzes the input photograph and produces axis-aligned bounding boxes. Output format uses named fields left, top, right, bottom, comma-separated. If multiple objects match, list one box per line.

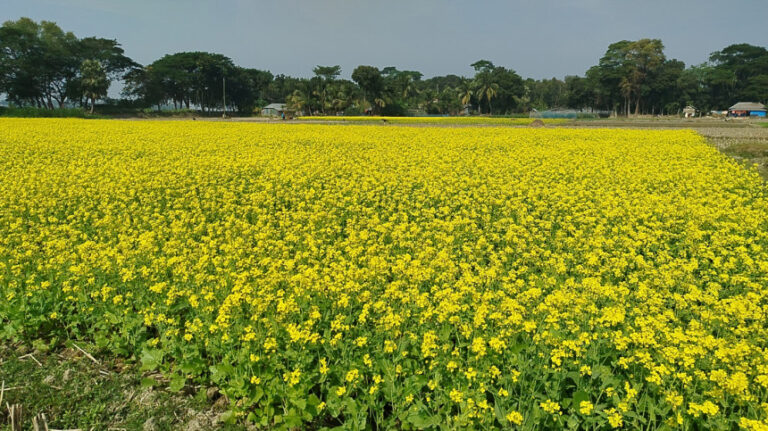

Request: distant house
left=728, top=102, right=767, bottom=118
left=261, top=103, right=286, bottom=116
left=683, top=105, right=696, bottom=118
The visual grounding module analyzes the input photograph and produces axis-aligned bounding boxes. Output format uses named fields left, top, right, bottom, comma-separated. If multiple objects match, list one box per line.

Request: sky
left=3, top=0, right=768, bottom=82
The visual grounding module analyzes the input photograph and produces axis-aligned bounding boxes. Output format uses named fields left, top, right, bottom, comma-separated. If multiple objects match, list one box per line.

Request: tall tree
left=311, top=65, right=341, bottom=114
left=467, top=61, right=523, bottom=114
left=564, top=75, right=591, bottom=109
left=592, top=40, right=634, bottom=114
left=456, top=77, right=473, bottom=108
left=473, top=70, right=499, bottom=114
left=80, top=59, right=108, bottom=113
left=489, top=66, right=525, bottom=113
left=0, top=18, right=135, bottom=109
left=351, top=65, right=383, bottom=113
left=589, top=39, right=669, bottom=115
left=286, top=89, right=309, bottom=115
left=128, top=52, right=235, bottom=111
left=624, top=39, right=666, bottom=115
left=676, top=64, right=711, bottom=110
left=313, top=65, right=341, bottom=81
left=709, top=44, right=768, bottom=106
left=470, top=60, right=495, bottom=72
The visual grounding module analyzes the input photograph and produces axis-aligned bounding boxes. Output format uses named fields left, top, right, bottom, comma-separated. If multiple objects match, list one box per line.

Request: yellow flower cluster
left=298, top=115, right=567, bottom=125
left=1, top=118, right=768, bottom=429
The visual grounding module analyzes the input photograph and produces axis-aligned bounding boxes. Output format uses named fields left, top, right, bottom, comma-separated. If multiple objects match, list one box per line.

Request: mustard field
left=297, top=116, right=569, bottom=125
left=1, top=119, right=767, bottom=430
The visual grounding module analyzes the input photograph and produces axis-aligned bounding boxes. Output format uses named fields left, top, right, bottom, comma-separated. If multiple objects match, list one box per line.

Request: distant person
left=281, top=112, right=286, bottom=120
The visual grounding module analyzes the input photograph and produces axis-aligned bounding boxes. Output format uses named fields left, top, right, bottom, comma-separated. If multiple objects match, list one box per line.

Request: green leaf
left=209, top=363, right=234, bottom=383
left=291, top=397, right=307, bottom=411
left=307, top=394, right=321, bottom=407
left=565, top=371, right=582, bottom=384
left=32, top=338, right=50, bottom=353
left=180, top=357, right=205, bottom=374
left=408, top=413, right=434, bottom=429
left=220, top=410, right=237, bottom=424
left=510, top=342, right=528, bottom=354
left=1, top=322, right=19, bottom=340
left=494, top=402, right=506, bottom=423
left=343, top=398, right=359, bottom=416
left=169, top=374, right=186, bottom=392
left=283, top=409, right=303, bottom=427
left=140, top=348, right=164, bottom=371
left=566, top=414, right=580, bottom=429
left=572, top=390, right=590, bottom=407
left=140, top=377, right=157, bottom=388
left=251, top=386, right=264, bottom=403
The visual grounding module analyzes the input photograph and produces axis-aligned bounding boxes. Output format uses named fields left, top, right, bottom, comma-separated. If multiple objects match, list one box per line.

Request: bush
left=342, top=106, right=365, bottom=116
left=138, top=108, right=197, bottom=117
left=0, top=106, right=90, bottom=118
left=380, top=101, right=408, bottom=116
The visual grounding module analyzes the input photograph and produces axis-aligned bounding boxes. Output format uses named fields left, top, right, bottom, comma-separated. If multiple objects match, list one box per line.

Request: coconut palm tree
left=287, top=89, right=309, bottom=115
left=312, top=87, right=329, bottom=114
left=374, top=97, right=387, bottom=112
left=456, top=78, right=474, bottom=112
left=331, top=87, right=351, bottom=114
left=399, top=74, right=419, bottom=99
left=473, top=73, right=499, bottom=115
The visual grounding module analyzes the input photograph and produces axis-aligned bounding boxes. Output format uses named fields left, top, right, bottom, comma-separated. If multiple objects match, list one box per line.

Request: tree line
left=2, top=17, right=767, bottom=116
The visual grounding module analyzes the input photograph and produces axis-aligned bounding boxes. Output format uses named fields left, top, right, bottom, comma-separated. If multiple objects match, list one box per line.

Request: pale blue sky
left=3, top=0, right=768, bottom=80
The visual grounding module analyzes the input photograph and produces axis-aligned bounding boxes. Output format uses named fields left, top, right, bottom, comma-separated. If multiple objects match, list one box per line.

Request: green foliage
left=709, top=44, right=768, bottom=108
left=313, top=65, right=341, bottom=81
left=352, top=65, right=384, bottom=112
left=2, top=17, right=768, bottom=116
left=80, top=59, right=109, bottom=113
left=0, top=106, right=90, bottom=117
left=0, top=17, right=136, bottom=109
left=123, top=52, right=274, bottom=115
left=473, top=69, right=500, bottom=114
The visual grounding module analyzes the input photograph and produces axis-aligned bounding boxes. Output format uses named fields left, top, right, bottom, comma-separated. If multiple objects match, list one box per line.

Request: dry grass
left=0, top=343, right=238, bottom=431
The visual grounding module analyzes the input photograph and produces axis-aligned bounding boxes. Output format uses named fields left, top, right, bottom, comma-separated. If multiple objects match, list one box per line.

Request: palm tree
left=473, top=73, right=499, bottom=115
left=354, top=96, right=372, bottom=114
left=456, top=78, right=474, bottom=112
left=312, top=87, right=329, bottom=114
left=287, top=89, right=309, bottom=115
left=399, top=74, right=419, bottom=99
left=513, top=94, right=532, bottom=113
left=331, top=87, right=351, bottom=114
left=373, top=97, right=387, bottom=113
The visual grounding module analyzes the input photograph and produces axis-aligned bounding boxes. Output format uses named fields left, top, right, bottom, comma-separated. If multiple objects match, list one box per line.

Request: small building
left=728, top=102, right=767, bottom=118
left=683, top=105, right=696, bottom=118
left=261, top=103, right=286, bottom=117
